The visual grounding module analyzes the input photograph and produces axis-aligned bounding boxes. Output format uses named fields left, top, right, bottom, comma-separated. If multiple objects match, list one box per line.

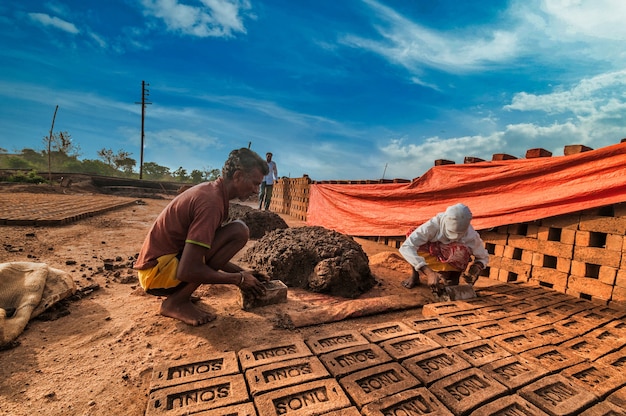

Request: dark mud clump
left=242, top=226, right=376, bottom=298
left=228, top=203, right=288, bottom=239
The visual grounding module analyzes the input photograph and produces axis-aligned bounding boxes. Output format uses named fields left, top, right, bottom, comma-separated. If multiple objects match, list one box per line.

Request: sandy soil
left=0, top=185, right=433, bottom=416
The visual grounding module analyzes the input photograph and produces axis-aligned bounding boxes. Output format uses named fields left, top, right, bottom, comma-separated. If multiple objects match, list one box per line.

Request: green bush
left=6, top=170, right=47, bottom=184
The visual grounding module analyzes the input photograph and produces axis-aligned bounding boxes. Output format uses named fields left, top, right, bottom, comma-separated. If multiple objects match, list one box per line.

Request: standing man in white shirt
left=258, top=152, right=278, bottom=210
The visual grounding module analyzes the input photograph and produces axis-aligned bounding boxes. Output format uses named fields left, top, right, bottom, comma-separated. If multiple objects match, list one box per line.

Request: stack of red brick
left=481, top=203, right=626, bottom=306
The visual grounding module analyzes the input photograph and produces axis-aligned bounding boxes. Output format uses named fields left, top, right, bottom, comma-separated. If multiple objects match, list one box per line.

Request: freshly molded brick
left=519, top=374, right=597, bottom=416
left=561, top=361, right=625, bottom=400
left=253, top=378, right=351, bottom=416
left=319, top=406, right=361, bottom=415
left=499, top=314, right=544, bottom=332
left=430, top=367, right=508, bottom=416
left=238, top=340, right=312, bottom=370
left=402, top=315, right=456, bottom=333
left=481, top=355, right=551, bottom=391
left=527, top=307, right=570, bottom=325
left=305, top=330, right=369, bottom=354
left=578, top=401, right=626, bottom=416
left=425, top=326, right=482, bottom=347
left=528, top=325, right=576, bottom=345
left=595, top=349, right=626, bottom=370
left=192, top=401, right=256, bottom=415
left=150, top=352, right=240, bottom=392
left=361, top=321, right=416, bottom=343
left=319, top=343, right=392, bottom=378
left=520, top=346, right=585, bottom=374
left=451, top=339, right=512, bottom=367
left=361, top=387, right=454, bottom=416
left=492, top=331, right=547, bottom=354
left=244, top=356, right=329, bottom=396
left=145, top=374, right=249, bottom=416
left=441, top=310, right=492, bottom=325
left=476, top=305, right=516, bottom=320
left=339, top=362, right=421, bottom=408
left=469, top=394, right=550, bottom=416
left=401, top=348, right=472, bottom=386
left=560, top=337, right=622, bottom=361
left=378, top=333, right=441, bottom=360
left=468, top=319, right=515, bottom=339
left=422, top=301, right=475, bottom=317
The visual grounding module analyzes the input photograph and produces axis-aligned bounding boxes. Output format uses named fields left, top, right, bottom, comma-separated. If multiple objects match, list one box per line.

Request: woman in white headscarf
left=399, top=203, right=489, bottom=294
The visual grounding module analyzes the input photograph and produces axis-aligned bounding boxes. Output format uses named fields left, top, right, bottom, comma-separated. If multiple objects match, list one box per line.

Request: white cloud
left=140, top=0, right=251, bottom=38
left=341, top=1, right=519, bottom=74
left=540, top=0, right=626, bottom=41
left=28, top=12, right=79, bottom=34
left=505, top=70, right=626, bottom=116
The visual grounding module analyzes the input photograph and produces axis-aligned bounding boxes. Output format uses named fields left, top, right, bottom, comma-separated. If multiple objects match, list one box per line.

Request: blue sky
left=1, top=0, right=626, bottom=181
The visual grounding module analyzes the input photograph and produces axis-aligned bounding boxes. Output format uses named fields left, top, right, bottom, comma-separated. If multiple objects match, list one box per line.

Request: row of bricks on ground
left=145, top=284, right=626, bottom=415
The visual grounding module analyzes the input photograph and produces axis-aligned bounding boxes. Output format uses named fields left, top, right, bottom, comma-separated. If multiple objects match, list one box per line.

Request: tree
left=116, top=157, right=136, bottom=175
left=43, top=131, right=81, bottom=157
left=189, top=167, right=220, bottom=183
left=97, top=148, right=133, bottom=173
left=142, top=162, right=171, bottom=179
left=97, top=148, right=115, bottom=166
left=173, top=166, right=188, bottom=181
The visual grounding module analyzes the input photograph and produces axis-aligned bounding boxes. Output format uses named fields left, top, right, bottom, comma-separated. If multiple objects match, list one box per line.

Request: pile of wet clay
left=228, top=203, right=288, bottom=239
left=242, top=226, right=376, bottom=298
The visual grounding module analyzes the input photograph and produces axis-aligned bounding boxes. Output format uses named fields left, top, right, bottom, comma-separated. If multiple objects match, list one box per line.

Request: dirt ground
left=0, top=183, right=434, bottom=416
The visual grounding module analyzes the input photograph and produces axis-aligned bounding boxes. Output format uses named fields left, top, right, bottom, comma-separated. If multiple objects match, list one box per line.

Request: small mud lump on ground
left=242, top=226, right=376, bottom=298
left=228, top=203, right=289, bottom=239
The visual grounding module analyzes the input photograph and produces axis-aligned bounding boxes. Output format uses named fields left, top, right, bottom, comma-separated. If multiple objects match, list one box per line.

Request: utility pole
left=48, top=105, right=59, bottom=184
left=135, top=81, right=152, bottom=179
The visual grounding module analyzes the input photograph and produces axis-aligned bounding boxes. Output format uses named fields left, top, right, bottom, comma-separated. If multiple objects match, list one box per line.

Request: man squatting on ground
left=134, top=148, right=270, bottom=326
left=258, top=152, right=277, bottom=210
left=399, top=203, right=489, bottom=296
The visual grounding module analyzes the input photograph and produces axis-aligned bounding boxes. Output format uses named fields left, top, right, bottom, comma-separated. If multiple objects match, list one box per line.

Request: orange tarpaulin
left=306, top=142, right=626, bottom=236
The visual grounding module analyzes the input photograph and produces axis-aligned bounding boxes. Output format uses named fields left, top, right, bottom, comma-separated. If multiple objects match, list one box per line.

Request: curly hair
left=222, top=148, right=269, bottom=179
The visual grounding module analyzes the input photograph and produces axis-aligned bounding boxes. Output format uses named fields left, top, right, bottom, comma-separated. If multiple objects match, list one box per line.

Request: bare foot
left=159, top=299, right=216, bottom=326
left=402, top=276, right=420, bottom=289
left=402, top=269, right=422, bottom=289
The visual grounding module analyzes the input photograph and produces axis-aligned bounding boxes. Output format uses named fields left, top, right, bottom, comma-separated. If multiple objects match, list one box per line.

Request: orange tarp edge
left=306, top=142, right=626, bottom=236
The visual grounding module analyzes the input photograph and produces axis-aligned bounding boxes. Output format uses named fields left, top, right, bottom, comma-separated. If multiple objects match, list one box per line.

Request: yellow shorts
left=137, top=253, right=182, bottom=290
left=419, top=251, right=461, bottom=272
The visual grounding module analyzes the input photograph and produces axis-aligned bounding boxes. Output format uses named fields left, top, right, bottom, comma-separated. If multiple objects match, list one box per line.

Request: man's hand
left=463, top=262, right=484, bottom=284
left=239, top=271, right=267, bottom=298
left=252, top=270, right=270, bottom=282
left=420, top=266, right=444, bottom=292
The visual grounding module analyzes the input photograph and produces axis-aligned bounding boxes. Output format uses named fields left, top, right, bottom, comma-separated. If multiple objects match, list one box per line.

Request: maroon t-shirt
left=134, top=178, right=230, bottom=270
